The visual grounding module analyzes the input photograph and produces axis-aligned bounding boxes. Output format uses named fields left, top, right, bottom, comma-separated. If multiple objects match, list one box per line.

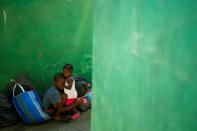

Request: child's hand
left=65, top=77, right=74, bottom=89
left=82, top=98, right=88, bottom=104
left=87, top=83, right=91, bottom=87
left=76, top=98, right=88, bottom=104
left=76, top=98, right=83, bottom=104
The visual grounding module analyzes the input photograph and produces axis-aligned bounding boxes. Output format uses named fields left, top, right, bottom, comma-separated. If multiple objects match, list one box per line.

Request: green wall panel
left=93, top=0, right=197, bottom=131
left=0, top=0, right=92, bottom=94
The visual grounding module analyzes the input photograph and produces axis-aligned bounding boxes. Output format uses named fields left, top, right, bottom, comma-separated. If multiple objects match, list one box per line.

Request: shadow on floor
left=1, top=110, right=91, bottom=131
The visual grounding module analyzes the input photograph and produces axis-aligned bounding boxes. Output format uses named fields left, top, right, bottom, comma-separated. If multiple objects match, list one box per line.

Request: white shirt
left=64, top=80, right=77, bottom=99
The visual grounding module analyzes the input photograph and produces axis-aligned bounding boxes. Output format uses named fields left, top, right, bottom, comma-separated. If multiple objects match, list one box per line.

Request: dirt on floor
left=1, top=110, right=91, bottom=131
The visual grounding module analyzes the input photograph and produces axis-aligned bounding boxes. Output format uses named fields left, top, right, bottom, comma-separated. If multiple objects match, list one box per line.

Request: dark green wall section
left=93, top=0, right=197, bottom=131
left=0, top=0, right=92, bottom=94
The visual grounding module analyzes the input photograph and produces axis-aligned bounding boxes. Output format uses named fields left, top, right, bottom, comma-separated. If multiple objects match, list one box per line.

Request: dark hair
left=54, top=73, right=65, bottom=81
left=63, top=64, right=73, bottom=71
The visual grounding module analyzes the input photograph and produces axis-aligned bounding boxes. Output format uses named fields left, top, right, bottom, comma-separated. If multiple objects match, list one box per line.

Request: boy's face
left=63, top=69, right=72, bottom=78
left=55, top=78, right=65, bottom=90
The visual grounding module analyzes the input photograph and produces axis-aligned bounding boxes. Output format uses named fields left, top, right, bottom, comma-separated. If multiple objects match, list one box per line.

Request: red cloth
left=65, top=98, right=76, bottom=105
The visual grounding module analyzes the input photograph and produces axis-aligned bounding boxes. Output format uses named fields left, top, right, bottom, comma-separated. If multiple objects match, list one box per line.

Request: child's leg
left=71, top=108, right=80, bottom=120
left=63, top=99, right=81, bottom=120
left=77, top=97, right=91, bottom=111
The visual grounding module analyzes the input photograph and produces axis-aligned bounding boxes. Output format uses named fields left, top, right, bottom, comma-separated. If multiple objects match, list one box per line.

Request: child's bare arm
left=53, top=95, right=82, bottom=116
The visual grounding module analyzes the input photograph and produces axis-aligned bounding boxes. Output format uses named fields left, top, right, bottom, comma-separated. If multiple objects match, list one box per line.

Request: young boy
left=61, top=77, right=81, bottom=119
left=63, top=64, right=91, bottom=97
left=43, top=73, right=82, bottom=120
left=62, top=64, right=92, bottom=111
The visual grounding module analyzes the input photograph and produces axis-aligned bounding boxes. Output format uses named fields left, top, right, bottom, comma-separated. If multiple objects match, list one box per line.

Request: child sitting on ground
left=63, top=63, right=91, bottom=97
left=43, top=73, right=82, bottom=121
left=61, top=77, right=83, bottom=120
left=62, top=63, right=92, bottom=111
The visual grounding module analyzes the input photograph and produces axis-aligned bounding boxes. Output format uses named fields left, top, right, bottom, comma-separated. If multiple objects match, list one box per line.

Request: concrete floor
left=1, top=110, right=91, bottom=131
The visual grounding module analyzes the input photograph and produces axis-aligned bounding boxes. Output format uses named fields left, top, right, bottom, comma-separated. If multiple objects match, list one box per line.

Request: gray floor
left=1, top=110, right=91, bottom=131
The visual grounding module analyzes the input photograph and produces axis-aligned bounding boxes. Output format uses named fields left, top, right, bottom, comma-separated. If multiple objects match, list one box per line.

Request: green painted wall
left=93, top=0, right=197, bottom=131
left=0, top=0, right=92, bottom=94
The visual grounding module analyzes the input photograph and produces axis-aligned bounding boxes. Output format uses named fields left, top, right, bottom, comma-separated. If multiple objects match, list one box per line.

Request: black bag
left=6, top=74, right=36, bottom=96
left=0, top=93, right=19, bottom=128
